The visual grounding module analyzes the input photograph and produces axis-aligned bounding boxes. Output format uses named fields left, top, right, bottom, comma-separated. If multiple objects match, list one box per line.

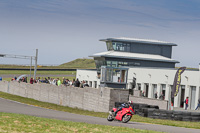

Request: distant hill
left=59, top=58, right=96, bottom=69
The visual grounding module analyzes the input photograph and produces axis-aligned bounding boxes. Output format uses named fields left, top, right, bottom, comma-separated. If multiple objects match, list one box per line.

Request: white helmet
left=128, top=100, right=133, bottom=104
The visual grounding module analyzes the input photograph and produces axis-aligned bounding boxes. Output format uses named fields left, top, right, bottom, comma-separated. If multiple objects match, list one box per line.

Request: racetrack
left=1, top=98, right=200, bottom=133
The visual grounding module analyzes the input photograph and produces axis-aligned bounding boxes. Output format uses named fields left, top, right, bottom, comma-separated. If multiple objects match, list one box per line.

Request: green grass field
left=0, top=58, right=96, bottom=69
left=0, top=112, right=160, bottom=133
left=0, top=70, right=76, bottom=75
left=0, top=70, right=76, bottom=81
left=1, top=91, right=200, bottom=129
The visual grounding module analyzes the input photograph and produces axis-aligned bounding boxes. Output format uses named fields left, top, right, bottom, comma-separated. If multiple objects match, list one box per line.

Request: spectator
left=37, top=77, right=41, bottom=83
left=155, top=92, right=158, bottom=99
left=30, top=78, right=33, bottom=84
left=159, top=93, right=164, bottom=100
left=83, top=81, right=89, bottom=87
left=62, top=77, right=66, bottom=84
left=142, top=91, right=145, bottom=97
left=22, top=77, right=25, bottom=82
left=72, top=79, right=75, bottom=86
left=25, top=77, right=27, bottom=83
left=57, top=78, right=61, bottom=86
left=80, top=81, right=84, bottom=88
left=75, top=78, right=80, bottom=87
left=185, top=97, right=189, bottom=110
left=52, top=78, right=57, bottom=85
left=195, top=98, right=200, bottom=110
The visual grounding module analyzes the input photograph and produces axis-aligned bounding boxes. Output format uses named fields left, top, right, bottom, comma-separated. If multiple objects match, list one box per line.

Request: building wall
left=127, top=67, right=200, bottom=110
left=130, top=43, right=172, bottom=58
left=105, top=57, right=175, bottom=68
left=76, top=69, right=100, bottom=88
left=76, top=67, right=200, bottom=110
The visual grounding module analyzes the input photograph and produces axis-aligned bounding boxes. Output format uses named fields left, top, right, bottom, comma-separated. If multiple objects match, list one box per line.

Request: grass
left=0, top=70, right=76, bottom=75
left=0, top=112, right=159, bottom=133
left=1, top=91, right=200, bottom=129
left=59, top=58, right=96, bottom=69
left=0, top=58, right=96, bottom=69
left=0, top=70, right=76, bottom=81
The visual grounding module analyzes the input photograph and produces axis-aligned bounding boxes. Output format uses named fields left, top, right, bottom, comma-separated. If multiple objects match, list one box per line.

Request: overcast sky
left=0, top=0, right=200, bottom=68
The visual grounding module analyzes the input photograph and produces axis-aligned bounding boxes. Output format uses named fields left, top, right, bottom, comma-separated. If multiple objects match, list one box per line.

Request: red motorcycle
left=107, top=105, right=135, bottom=123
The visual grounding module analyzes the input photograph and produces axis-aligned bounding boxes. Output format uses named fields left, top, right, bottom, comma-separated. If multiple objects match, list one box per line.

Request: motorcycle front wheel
left=122, top=114, right=132, bottom=123
left=107, top=114, right=114, bottom=121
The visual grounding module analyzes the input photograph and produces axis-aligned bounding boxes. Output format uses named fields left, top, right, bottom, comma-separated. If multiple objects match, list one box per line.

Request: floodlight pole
left=30, top=56, right=32, bottom=80
left=34, top=49, right=38, bottom=80
left=0, top=49, right=38, bottom=81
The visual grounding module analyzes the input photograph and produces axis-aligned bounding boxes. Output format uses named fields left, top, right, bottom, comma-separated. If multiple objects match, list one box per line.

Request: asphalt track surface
left=1, top=98, right=200, bottom=133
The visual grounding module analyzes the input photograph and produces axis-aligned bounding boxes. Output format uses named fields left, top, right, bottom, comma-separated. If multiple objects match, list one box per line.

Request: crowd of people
left=12, top=76, right=89, bottom=88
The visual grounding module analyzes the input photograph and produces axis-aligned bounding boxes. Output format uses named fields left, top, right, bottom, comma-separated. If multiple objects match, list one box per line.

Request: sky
left=0, top=0, right=200, bottom=68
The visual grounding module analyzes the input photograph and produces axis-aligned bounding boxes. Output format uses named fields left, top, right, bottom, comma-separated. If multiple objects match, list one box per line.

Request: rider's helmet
left=128, top=100, right=133, bottom=104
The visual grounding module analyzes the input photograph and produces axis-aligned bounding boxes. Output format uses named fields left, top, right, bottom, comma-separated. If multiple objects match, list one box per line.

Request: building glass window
left=126, top=44, right=130, bottom=52
left=113, top=69, right=121, bottom=82
left=106, top=42, right=113, bottom=51
left=121, top=70, right=126, bottom=83
left=112, top=42, right=131, bottom=52
left=112, top=61, right=117, bottom=67
left=106, top=61, right=112, bottom=67
left=106, top=69, right=112, bottom=82
left=101, top=66, right=128, bottom=83
left=95, top=60, right=106, bottom=71
left=137, top=83, right=141, bottom=90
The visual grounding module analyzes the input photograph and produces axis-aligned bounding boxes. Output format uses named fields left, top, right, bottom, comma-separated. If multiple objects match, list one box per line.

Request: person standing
left=155, top=92, right=158, bottom=99
left=30, top=78, right=33, bottom=84
left=57, top=78, right=61, bottom=86
left=195, top=98, right=200, bottom=110
left=185, top=97, right=189, bottom=110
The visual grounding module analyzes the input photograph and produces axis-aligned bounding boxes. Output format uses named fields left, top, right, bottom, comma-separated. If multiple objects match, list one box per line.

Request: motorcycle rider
left=114, top=100, right=133, bottom=116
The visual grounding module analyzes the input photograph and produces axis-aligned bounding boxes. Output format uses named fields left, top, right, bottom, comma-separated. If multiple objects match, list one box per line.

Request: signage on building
left=172, top=67, right=186, bottom=98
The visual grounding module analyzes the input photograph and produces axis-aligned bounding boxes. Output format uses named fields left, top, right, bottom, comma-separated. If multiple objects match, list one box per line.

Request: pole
left=30, top=56, right=32, bottom=82
left=34, top=49, right=38, bottom=80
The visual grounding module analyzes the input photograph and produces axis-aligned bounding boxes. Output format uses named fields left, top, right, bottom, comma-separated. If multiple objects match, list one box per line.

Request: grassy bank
left=1, top=112, right=158, bottom=133
left=0, top=70, right=76, bottom=75
left=0, top=70, right=76, bottom=81
left=0, top=91, right=200, bottom=129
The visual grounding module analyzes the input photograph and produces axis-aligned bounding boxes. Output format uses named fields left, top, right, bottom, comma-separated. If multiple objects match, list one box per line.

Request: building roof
left=90, top=51, right=179, bottom=63
left=100, top=37, right=177, bottom=46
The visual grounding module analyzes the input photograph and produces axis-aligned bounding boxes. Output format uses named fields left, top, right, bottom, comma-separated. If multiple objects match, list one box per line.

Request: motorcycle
left=107, top=105, right=135, bottom=123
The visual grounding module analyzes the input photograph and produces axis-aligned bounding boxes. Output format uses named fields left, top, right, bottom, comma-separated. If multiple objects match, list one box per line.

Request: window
left=113, top=69, right=121, bottom=82
left=137, top=83, right=141, bottom=90
left=106, top=42, right=113, bottom=51
left=95, top=60, right=106, bottom=71
left=100, top=66, right=128, bottom=83
left=112, top=42, right=130, bottom=52
left=106, top=61, right=111, bottom=67
left=121, top=70, right=126, bottom=83
left=106, top=69, right=112, bottom=82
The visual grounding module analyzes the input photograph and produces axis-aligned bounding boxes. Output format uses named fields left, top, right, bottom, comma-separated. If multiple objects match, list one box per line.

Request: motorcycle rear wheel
left=122, top=114, right=132, bottom=123
left=107, top=114, right=114, bottom=121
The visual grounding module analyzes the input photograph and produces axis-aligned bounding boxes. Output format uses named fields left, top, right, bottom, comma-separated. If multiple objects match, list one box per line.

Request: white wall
left=77, top=67, right=200, bottom=110
left=127, top=67, right=200, bottom=109
left=76, top=69, right=100, bottom=88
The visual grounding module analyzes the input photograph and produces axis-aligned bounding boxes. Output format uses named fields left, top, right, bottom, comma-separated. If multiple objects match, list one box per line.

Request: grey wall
left=0, top=81, right=129, bottom=112
left=0, top=81, right=168, bottom=111
left=130, top=43, right=172, bottom=58
left=129, top=95, right=168, bottom=110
